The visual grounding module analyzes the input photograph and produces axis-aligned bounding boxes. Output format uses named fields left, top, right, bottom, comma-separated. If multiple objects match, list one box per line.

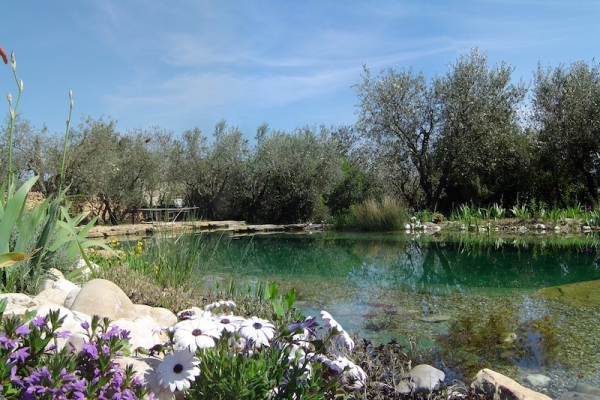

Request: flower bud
left=7, top=93, right=12, bottom=104
left=69, top=89, right=72, bottom=100
left=19, top=80, right=23, bottom=91
left=10, top=51, right=15, bottom=70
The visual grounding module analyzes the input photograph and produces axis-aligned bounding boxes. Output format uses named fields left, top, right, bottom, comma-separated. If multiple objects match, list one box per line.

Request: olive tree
left=60, top=116, right=121, bottom=223
left=108, top=126, right=175, bottom=210
left=0, top=115, right=61, bottom=194
left=247, top=126, right=343, bottom=223
left=170, top=120, right=248, bottom=220
left=355, top=48, right=528, bottom=211
left=531, top=60, right=600, bottom=206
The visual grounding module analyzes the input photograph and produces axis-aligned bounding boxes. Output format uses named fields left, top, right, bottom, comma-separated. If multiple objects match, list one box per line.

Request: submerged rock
left=526, top=373, right=551, bottom=387
left=534, top=279, right=600, bottom=307
left=417, top=314, right=451, bottom=323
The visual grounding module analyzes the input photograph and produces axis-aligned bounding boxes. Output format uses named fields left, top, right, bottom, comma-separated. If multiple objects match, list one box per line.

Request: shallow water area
left=178, top=231, right=600, bottom=397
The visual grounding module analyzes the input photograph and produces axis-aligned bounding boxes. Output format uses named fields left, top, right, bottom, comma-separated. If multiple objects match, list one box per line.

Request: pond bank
left=85, top=217, right=599, bottom=240
left=86, top=220, right=326, bottom=239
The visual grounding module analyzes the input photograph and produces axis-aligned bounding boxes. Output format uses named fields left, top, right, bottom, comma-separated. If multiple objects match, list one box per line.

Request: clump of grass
left=353, top=196, right=406, bottom=231
left=510, top=203, right=531, bottom=219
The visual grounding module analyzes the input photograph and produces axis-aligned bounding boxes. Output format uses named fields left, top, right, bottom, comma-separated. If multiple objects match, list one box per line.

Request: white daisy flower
left=156, top=349, right=201, bottom=392
left=320, top=310, right=342, bottom=330
left=320, top=310, right=354, bottom=351
left=335, top=329, right=355, bottom=352
left=239, top=316, right=276, bottom=347
left=174, top=318, right=221, bottom=351
left=205, top=300, right=237, bottom=311
left=329, top=355, right=367, bottom=390
left=283, top=343, right=306, bottom=364
left=214, top=314, right=245, bottom=334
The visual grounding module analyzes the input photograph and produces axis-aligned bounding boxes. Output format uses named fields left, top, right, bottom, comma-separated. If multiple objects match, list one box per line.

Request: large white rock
left=110, top=317, right=165, bottom=351
left=0, top=292, right=38, bottom=308
left=69, top=279, right=137, bottom=321
left=472, top=369, right=552, bottom=400
left=64, top=288, right=81, bottom=309
left=53, top=278, right=80, bottom=294
left=134, top=304, right=178, bottom=328
left=526, top=374, right=551, bottom=387
left=33, top=288, right=68, bottom=307
left=35, top=303, right=91, bottom=351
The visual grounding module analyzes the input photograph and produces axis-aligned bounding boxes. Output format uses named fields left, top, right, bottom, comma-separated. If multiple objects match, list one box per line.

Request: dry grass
left=353, top=196, right=406, bottom=231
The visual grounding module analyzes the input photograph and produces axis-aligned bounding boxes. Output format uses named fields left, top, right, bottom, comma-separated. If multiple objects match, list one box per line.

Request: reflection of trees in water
left=345, top=238, right=600, bottom=292
left=197, top=233, right=600, bottom=292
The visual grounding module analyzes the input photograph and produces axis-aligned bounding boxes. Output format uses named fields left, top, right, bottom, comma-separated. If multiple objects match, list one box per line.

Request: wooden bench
left=136, top=207, right=198, bottom=223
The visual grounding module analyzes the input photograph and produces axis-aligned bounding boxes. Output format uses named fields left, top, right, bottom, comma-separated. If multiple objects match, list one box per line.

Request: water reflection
left=200, top=232, right=600, bottom=295
left=192, top=231, right=600, bottom=388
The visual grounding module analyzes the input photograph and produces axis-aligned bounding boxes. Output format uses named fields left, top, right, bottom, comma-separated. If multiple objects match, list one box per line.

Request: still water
left=190, top=231, right=600, bottom=388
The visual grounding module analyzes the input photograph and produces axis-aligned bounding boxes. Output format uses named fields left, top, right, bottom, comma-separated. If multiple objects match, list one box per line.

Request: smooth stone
left=33, top=288, right=68, bottom=307
left=64, top=288, right=81, bottom=309
left=2, top=304, right=30, bottom=318
left=53, top=278, right=80, bottom=294
left=134, top=304, right=178, bottom=328
left=48, top=268, right=65, bottom=280
left=110, top=318, right=164, bottom=351
left=37, top=279, right=55, bottom=294
left=526, top=373, right=551, bottom=387
left=35, top=303, right=91, bottom=351
left=417, top=315, right=451, bottom=323
left=561, top=392, right=600, bottom=400
left=396, top=364, right=445, bottom=394
left=69, top=258, right=101, bottom=279
left=70, top=279, right=138, bottom=321
left=572, top=383, right=600, bottom=396
left=0, top=293, right=38, bottom=308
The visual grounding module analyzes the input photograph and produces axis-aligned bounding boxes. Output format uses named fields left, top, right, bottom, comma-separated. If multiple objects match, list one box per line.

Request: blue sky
left=1, top=1, right=599, bottom=141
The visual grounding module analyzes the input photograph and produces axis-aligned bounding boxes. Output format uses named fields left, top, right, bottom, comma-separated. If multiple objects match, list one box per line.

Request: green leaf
left=0, top=176, right=38, bottom=254
left=268, top=281, right=278, bottom=300
left=272, top=299, right=284, bottom=318
left=0, top=249, right=40, bottom=267
left=284, top=288, right=296, bottom=311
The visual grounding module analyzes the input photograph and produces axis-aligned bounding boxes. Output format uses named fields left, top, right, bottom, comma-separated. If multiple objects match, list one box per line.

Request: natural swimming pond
left=150, top=231, right=600, bottom=393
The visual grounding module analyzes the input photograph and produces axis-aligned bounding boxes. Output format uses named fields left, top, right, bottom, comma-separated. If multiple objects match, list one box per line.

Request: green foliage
left=191, top=342, right=331, bottom=399
left=104, top=234, right=206, bottom=290
left=532, top=60, right=600, bottom=207
left=245, top=126, right=343, bottom=223
left=355, top=47, right=528, bottom=212
left=510, top=203, right=531, bottom=220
